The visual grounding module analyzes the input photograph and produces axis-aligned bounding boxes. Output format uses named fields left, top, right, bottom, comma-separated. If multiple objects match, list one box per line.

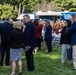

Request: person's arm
left=7, top=31, right=13, bottom=48
left=45, top=26, right=48, bottom=37
left=0, top=25, right=1, bottom=33
left=39, top=26, right=42, bottom=36
left=23, top=24, right=32, bottom=46
left=0, top=35, right=1, bottom=44
left=68, top=22, right=76, bottom=32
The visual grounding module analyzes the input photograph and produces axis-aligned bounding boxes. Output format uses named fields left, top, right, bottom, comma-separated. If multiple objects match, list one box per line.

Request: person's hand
left=65, top=29, right=68, bottom=33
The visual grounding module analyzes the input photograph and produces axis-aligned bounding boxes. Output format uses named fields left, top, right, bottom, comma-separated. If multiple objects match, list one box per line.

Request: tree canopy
left=54, top=0, right=76, bottom=11
left=0, top=3, right=18, bottom=20
left=0, top=0, right=76, bottom=20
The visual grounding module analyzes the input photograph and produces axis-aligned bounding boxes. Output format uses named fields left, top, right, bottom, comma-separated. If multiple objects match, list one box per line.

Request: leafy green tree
left=0, top=0, right=76, bottom=20
left=54, top=0, right=76, bottom=11
left=0, top=0, right=39, bottom=12
left=21, top=0, right=38, bottom=12
left=0, top=3, right=18, bottom=20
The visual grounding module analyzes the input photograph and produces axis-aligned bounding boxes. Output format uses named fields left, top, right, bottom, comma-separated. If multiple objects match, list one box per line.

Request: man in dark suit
left=0, top=17, right=13, bottom=66
left=0, top=23, right=2, bottom=63
left=23, top=15, right=36, bottom=72
left=45, top=20, right=52, bottom=53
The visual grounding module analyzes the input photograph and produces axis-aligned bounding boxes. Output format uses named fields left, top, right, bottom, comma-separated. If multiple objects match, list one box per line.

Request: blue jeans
left=61, top=44, right=72, bottom=63
left=67, top=47, right=72, bottom=61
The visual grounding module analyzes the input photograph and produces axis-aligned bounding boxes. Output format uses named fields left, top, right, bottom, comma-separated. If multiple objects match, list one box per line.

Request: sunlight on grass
left=34, top=51, right=61, bottom=60
left=50, top=55, right=60, bottom=59
left=0, top=47, right=76, bottom=75
left=22, top=56, right=25, bottom=59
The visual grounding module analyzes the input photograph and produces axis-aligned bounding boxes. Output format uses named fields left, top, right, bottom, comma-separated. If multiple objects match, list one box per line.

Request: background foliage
left=0, top=3, right=18, bottom=20
left=0, top=0, right=76, bottom=20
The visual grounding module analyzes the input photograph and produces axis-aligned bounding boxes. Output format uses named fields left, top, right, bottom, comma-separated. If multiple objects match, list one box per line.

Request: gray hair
left=4, top=17, right=10, bottom=21
left=45, top=19, right=50, bottom=25
left=13, top=21, right=21, bottom=29
left=23, top=14, right=30, bottom=19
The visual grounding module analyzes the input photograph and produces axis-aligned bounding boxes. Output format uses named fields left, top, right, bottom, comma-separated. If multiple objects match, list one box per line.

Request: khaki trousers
left=73, top=45, right=76, bottom=69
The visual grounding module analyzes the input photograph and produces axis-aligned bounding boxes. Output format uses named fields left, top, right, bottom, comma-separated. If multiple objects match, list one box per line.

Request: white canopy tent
left=17, top=14, right=34, bottom=20
left=36, top=11, right=62, bottom=16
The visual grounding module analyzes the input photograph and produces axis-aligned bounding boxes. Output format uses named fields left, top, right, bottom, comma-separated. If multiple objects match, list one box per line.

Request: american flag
left=18, top=4, right=21, bottom=17
left=22, top=5, right=24, bottom=14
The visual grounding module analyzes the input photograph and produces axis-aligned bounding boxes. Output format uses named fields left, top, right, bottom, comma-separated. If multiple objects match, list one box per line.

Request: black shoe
left=25, top=69, right=29, bottom=72
left=29, top=70, right=34, bottom=72
left=0, top=63, right=3, bottom=66
left=6, top=64, right=10, bottom=66
left=25, top=69, right=34, bottom=72
left=72, top=68, right=76, bottom=71
left=19, top=72, right=22, bottom=75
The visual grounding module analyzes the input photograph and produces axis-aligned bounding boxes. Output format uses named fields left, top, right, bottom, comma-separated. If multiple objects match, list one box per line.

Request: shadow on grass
left=21, top=51, right=76, bottom=75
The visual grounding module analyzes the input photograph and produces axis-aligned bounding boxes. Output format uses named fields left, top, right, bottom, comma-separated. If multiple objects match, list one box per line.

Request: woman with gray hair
left=8, top=21, right=23, bottom=75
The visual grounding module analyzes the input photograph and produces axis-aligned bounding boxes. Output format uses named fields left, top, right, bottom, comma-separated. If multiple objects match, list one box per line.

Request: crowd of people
left=0, top=15, right=36, bottom=75
left=0, top=13, right=76, bottom=75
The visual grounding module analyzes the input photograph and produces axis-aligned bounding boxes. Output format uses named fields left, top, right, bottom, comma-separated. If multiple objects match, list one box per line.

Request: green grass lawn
left=0, top=45, right=76, bottom=75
